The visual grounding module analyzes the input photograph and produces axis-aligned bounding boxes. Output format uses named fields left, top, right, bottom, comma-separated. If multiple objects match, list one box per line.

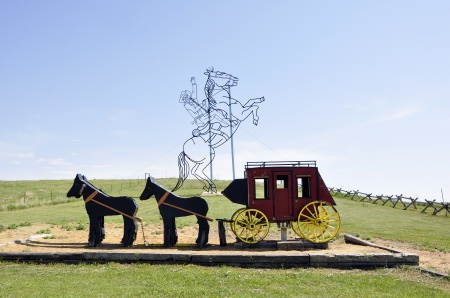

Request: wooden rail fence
left=329, top=187, right=450, bottom=216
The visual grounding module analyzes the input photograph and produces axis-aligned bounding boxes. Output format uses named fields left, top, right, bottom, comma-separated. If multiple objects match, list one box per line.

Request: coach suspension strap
left=84, top=190, right=148, bottom=246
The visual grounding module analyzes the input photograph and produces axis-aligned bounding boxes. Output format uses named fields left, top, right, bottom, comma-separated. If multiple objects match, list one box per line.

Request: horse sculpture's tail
left=172, top=151, right=190, bottom=192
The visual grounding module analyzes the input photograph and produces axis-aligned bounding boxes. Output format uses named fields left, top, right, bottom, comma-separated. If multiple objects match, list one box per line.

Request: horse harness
left=157, top=190, right=213, bottom=222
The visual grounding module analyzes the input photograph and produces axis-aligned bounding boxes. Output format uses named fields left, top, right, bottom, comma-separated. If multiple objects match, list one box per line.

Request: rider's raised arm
left=191, top=77, right=197, bottom=101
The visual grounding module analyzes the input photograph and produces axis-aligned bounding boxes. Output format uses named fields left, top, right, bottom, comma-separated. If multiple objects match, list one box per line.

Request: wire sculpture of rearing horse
left=67, top=173, right=139, bottom=247
left=139, top=176, right=211, bottom=248
left=174, top=68, right=265, bottom=192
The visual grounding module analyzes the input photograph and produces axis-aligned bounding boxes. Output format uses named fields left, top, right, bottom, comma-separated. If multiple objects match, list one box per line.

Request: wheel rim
left=297, top=201, right=340, bottom=243
left=233, top=209, right=270, bottom=244
left=230, top=208, right=246, bottom=236
left=290, top=219, right=302, bottom=238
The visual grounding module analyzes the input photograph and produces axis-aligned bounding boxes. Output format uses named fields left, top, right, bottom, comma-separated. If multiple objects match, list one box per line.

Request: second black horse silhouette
left=140, top=177, right=210, bottom=248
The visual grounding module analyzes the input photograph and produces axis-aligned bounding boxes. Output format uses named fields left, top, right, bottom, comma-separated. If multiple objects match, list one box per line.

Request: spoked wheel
left=290, top=219, right=302, bottom=238
left=230, top=207, right=246, bottom=236
left=297, top=201, right=340, bottom=243
left=233, top=209, right=270, bottom=244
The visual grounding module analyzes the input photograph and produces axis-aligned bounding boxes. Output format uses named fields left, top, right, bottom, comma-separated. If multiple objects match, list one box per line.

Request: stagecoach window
left=297, top=177, right=311, bottom=198
left=254, top=178, right=269, bottom=199
left=276, top=175, right=289, bottom=189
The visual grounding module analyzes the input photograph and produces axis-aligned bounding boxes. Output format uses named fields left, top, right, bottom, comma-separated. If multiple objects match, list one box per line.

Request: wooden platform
left=0, top=239, right=419, bottom=269
left=0, top=251, right=419, bottom=268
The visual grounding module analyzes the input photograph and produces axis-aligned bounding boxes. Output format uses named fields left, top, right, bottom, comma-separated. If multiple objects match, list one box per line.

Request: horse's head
left=66, top=173, right=87, bottom=198
left=140, top=177, right=156, bottom=200
left=204, top=68, right=238, bottom=88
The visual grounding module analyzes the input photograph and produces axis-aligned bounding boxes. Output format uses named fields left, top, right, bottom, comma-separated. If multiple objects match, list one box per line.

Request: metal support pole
left=228, top=85, right=236, bottom=180
left=208, top=106, right=214, bottom=193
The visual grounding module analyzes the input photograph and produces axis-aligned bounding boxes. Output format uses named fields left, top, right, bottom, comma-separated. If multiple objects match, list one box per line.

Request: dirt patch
left=0, top=222, right=448, bottom=274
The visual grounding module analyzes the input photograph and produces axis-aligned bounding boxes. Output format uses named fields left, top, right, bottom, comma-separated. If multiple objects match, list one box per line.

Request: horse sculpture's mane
left=77, top=173, right=109, bottom=197
left=148, top=176, right=171, bottom=194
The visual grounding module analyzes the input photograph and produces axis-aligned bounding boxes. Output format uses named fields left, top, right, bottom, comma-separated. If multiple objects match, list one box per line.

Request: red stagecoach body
left=222, top=161, right=340, bottom=244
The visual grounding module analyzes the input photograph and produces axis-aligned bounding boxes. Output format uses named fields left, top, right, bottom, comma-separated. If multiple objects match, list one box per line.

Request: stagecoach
left=221, top=161, right=340, bottom=244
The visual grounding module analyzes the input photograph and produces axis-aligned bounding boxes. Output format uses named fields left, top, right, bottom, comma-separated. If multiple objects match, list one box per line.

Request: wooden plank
left=0, top=251, right=419, bottom=268
left=82, top=252, right=191, bottom=263
left=310, top=253, right=419, bottom=268
left=344, top=234, right=402, bottom=253
left=191, top=254, right=311, bottom=268
left=277, top=240, right=327, bottom=251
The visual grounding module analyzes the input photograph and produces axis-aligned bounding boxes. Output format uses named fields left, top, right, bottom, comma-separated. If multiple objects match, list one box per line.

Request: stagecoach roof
left=245, top=161, right=317, bottom=169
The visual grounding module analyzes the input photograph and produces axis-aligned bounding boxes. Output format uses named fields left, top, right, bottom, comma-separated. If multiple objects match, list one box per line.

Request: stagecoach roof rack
left=245, top=161, right=317, bottom=169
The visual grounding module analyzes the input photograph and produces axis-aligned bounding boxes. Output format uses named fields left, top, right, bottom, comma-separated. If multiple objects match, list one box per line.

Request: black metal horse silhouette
left=139, top=177, right=210, bottom=248
left=67, top=174, right=139, bottom=247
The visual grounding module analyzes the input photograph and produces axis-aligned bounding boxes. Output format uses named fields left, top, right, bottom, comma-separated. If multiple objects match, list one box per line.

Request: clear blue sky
left=1, top=1, right=449, bottom=201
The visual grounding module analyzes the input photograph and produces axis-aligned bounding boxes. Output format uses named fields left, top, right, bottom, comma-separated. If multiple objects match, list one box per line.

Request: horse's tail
left=171, top=151, right=190, bottom=192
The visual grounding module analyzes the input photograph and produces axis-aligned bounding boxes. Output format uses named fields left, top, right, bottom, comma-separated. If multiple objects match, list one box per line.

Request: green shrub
left=61, top=224, right=74, bottom=231
left=36, top=228, right=51, bottom=234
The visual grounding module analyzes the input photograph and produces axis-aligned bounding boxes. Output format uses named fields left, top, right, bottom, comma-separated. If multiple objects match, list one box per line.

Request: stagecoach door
left=273, top=171, right=293, bottom=219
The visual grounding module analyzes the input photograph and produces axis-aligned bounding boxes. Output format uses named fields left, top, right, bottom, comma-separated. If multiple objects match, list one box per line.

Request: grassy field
left=0, top=178, right=449, bottom=296
left=1, top=263, right=449, bottom=298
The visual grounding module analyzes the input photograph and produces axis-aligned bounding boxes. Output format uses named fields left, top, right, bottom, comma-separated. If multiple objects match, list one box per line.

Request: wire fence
left=0, top=179, right=144, bottom=212
left=0, top=190, right=71, bottom=211
left=329, top=187, right=450, bottom=216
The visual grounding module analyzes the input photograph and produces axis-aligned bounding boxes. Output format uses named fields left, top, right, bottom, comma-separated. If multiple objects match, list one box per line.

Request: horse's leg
left=243, top=96, right=265, bottom=107
left=120, top=215, right=127, bottom=245
left=87, top=214, right=100, bottom=247
left=196, top=217, right=210, bottom=248
left=191, top=162, right=214, bottom=192
left=201, top=162, right=217, bottom=193
left=99, top=216, right=105, bottom=243
left=162, top=217, right=174, bottom=247
left=169, top=217, right=178, bottom=246
left=240, top=105, right=260, bottom=125
left=235, top=97, right=264, bottom=125
left=121, top=217, right=137, bottom=247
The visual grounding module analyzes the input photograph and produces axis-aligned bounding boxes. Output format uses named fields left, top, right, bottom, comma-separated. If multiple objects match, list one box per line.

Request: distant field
left=0, top=178, right=231, bottom=211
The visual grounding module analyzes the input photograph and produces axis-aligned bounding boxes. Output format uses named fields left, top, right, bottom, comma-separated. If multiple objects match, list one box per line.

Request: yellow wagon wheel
left=297, top=201, right=340, bottom=243
left=233, top=209, right=270, bottom=244
left=290, top=219, right=302, bottom=238
left=230, top=207, right=246, bottom=236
